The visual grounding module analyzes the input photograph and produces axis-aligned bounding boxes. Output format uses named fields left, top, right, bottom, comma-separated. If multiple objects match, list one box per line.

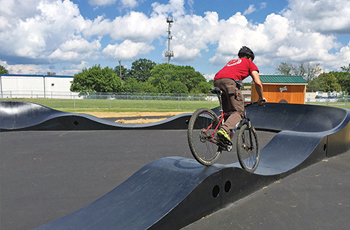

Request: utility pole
left=165, top=16, right=174, bottom=64
left=119, top=60, right=122, bottom=79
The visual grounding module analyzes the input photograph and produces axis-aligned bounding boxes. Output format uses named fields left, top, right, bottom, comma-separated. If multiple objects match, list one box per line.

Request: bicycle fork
left=241, top=118, right=255, bottom=152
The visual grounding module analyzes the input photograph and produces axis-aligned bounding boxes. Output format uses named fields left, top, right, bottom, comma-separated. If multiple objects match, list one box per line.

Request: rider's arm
left=251, top=71, right=264, bottom=105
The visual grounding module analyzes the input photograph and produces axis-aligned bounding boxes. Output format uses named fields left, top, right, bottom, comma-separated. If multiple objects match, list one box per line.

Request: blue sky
left=1, top=0, right=350, bottom=82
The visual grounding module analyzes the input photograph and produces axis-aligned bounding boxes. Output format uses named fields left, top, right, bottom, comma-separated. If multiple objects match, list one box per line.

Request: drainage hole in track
left=224, top=181, right=231, bottom=193
left=212, top=185, right=220, bottom=198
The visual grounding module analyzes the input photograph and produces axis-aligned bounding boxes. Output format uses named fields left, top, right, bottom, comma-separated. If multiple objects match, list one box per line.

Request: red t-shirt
left=214, top=58, right=259, bottom=81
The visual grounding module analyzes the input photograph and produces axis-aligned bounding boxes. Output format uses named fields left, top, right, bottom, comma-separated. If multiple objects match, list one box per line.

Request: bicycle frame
left=206, top=88, right=255, bottom=147
left=187, top=87, right=262, bottom=170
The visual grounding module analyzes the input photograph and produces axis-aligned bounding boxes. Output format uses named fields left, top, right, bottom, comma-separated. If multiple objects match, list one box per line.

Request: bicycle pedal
left=217, top=141, right=232, bottom=152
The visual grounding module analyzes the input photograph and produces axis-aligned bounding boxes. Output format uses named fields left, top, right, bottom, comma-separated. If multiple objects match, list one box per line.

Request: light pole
left=165, top=16, right=174, bottom=64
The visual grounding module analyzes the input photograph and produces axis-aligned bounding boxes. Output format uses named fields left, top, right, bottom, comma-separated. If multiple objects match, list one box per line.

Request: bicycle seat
left=210, top=87, right=222, bottom=95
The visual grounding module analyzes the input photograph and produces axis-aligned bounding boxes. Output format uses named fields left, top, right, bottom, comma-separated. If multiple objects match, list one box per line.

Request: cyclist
left=213, top=46, right=265, bottom=145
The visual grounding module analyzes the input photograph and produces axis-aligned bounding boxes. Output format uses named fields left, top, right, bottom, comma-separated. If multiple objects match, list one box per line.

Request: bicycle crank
left=199, top=129, right=210, bottom=143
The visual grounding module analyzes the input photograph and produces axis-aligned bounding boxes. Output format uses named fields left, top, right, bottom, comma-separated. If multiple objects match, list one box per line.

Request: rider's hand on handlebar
left=258, top=98, right=266, bottom=106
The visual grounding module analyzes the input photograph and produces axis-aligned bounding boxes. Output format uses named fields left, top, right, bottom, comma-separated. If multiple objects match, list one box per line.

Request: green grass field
left=1, top=98, right=349, bottom=112
left=1, top=98, right=221, bottom=113
left=305, top=101, right=350, bottom=109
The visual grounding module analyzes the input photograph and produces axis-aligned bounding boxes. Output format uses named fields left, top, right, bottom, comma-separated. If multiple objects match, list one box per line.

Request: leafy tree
left=123, top=78, right=141, bottom=93
left=309, top=72, right=341, bottom=92
left=0, top=65, right=9, bottom=75
left=307, top=78, right=321, bottom=92
left=139, top=81, right=157, bottom=93
left=330, top=64, right=350, bottom=92
left=149, top=63, right=174, bottom=93
left=341, top=63, right=350, bottom=72
left=126, top=58, right=156, bottom=82
left=276, top=62, right=293, bottom=75
left=177, top=65, right=207, bottom=92
left=276, top=62, right=322, bottom=82
left=191, top=81, right=213, bottom=94
left=149, top=63, right=207, bottom=93
left=70, top=65, right=122, bottom=94
left=169, top=81, right=188, bottom=94
left=113, top=64, right=128, bottom=81
left=331, top=71, right=350, bottom=92
left=150, top=77, right=171, bottom=93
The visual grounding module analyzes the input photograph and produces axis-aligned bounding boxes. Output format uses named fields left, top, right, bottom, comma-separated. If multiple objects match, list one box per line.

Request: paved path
left=1, top=129, right=349, bottom=229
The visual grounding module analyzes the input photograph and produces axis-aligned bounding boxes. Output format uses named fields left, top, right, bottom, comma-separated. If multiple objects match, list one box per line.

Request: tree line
left=1, top=59, right=350, bottom=94
left=276, top=62, right=350, bottom=93
left=71, top=59, right=350, bottom=95
left=70, top=58, right=213, bottom=95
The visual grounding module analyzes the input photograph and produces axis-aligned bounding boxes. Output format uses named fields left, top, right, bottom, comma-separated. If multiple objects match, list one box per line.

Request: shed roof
left=259, top=75, right=308, bottom=84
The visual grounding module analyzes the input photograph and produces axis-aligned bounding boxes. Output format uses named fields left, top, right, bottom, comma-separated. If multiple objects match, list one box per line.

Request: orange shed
left=251, top=75, right=308, bottom=104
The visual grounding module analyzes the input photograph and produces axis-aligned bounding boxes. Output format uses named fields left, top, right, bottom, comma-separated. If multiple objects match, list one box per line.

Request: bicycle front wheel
left=187, top=108, right=222, bottom=166
left=237, top=124, right=260, bottom=172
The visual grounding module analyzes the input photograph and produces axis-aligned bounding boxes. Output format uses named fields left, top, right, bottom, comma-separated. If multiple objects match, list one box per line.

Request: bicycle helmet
left=238, top=46, right=255, bottom=61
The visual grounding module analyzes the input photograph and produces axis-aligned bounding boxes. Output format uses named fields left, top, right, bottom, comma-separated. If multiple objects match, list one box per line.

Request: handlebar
left=244, top=98, right=266, bottom=107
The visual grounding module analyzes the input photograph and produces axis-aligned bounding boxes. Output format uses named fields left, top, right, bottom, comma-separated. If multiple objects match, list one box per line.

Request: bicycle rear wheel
left=236, top=124, right=260, bottom=172
left=187, top=108, right=222, bottom=166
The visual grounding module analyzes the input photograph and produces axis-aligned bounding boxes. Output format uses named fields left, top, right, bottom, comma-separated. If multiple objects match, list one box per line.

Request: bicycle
left=187, top=87, right=262, bottom=172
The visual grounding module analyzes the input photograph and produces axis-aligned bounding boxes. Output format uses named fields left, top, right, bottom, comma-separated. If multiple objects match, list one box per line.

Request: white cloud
left=171, top=12, right=252, bottom=65
left=187, top=0, right=194, bottom=14
left=152, top=0, right=186, bottom=18
left=0, top=0, right=89, bottom=61
left=199, top=12, right=341, bottom=69
left=158, top=0, right=350, bottom=72
left=0, top=0, right=39, bottom=19
left=283, top=0, right=350, bottom=34
left=0, top=60, right=44, bottom=75
left=243, top=4, right=256, bottom=15
left=1, top=0, right=350, bottom=76
left=110, top=12, right=165, bottom=41
left=320, top=41, right=350, bottom=69
left=48, top=38, right=101, bottom=61
left=121, top=0, right=138, bottom=8
left=88, top=0, right=117, bottom=6
left=83, top=12, right=166, bottom=42
left=203, top=73, right=215, bottom=81
left=59, top=61, right=91, bottom=75
left=102, top=40, right=155, bottom=60
left=172, top=44, right=201, bottom=62
left=88, top=0, right=137, bottom=8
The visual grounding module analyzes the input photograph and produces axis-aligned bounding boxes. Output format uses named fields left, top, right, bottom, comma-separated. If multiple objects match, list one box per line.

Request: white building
left=0, top=74, right=78, bottom=99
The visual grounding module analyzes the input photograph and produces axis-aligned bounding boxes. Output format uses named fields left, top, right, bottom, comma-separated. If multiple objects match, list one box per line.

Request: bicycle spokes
left=237, top=124, right=259, bottom=172
left=188, top=108, right=260, bottom=171
left=187, top=108, right=222, bottom=166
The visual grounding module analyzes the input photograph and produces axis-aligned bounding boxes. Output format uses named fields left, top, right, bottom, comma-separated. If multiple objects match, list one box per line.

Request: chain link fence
left=305, top=97, right=349, bottom=109
left=0, top=90, right=220, bottom=110
left=1, top=90, right=349, bottom=110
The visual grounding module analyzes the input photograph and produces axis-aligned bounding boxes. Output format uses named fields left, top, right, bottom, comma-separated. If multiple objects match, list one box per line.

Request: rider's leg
left=224, top=90, right=244, bottom=132
left=214, top=78, right=244, bottom=133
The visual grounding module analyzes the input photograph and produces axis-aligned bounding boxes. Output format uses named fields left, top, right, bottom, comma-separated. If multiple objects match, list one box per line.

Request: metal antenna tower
left=165, top=16, right=174, bottom=64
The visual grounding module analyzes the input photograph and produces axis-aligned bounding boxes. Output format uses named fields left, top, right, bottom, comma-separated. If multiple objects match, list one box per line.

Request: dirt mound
left=79, top=111, right=189, bottom=124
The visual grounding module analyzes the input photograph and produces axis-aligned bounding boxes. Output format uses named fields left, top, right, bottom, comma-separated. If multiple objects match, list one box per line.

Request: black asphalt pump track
left=1, top=101, right=349, bottom=229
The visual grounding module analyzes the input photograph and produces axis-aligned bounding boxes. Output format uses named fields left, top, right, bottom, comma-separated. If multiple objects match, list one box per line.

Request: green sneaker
left=217, top=128, right=233, bottom=145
